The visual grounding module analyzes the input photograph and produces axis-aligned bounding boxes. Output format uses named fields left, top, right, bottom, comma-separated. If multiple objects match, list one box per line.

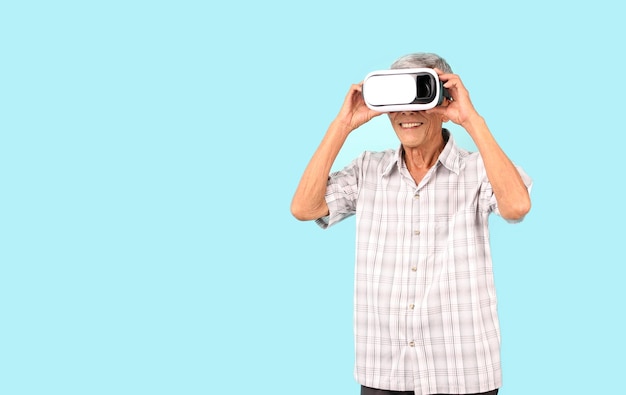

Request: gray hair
left=390, top=53, right=453, bottom=73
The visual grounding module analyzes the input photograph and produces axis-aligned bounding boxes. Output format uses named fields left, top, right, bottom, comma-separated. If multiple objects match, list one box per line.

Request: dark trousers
left=361, top=386, right=499, bottom=395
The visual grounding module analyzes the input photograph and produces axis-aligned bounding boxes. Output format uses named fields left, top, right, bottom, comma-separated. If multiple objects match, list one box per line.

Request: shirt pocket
left=434, top=214, right=452, bottom=250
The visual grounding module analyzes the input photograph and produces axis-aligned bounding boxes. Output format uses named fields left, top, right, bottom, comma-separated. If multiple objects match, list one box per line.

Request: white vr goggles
left=362, top=68, right=450, bottom=112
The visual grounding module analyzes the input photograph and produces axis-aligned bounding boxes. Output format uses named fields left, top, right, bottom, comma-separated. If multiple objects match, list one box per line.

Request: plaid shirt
left=316, top=130, right=532, bottom=394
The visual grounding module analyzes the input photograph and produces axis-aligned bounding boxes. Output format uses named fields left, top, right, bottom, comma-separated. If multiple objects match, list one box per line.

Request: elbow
left=501, top=197, right=532, bottom=222
left=291, top=205, right=310, bottom=221
left=290, top=201, right=312, bottom=221
left=290, top=200, right=327, bottom=222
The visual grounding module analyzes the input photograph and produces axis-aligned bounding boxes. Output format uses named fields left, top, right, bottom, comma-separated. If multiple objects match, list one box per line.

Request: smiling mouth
left=400, top=122, right=423, bottom=128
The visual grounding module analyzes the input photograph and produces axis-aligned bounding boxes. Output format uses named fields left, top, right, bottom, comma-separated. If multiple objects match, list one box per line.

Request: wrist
left=329, top=119, right=355, bottom=137
left=461, top=112, right=486, bottom=134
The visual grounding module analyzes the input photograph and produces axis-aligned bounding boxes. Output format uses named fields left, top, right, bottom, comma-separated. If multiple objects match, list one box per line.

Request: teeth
left=401, top=122, right=422, bottom=128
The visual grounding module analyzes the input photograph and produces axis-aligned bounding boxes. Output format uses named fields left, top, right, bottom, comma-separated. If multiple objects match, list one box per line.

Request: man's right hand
left=291, top=84, right=382, bottom=221
left=334, top=83, right=383, bottom=133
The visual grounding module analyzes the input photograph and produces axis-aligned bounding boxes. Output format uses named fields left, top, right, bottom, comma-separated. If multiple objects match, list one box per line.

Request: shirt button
left=409, top=304, right=415, bottom=310
left=414, top=194, right=420, bottom=199
left=413, top=230, right=420, bottom=236
left=411, top=267, right=417, bottom=272
left=409, top=341, right=415, bottom=347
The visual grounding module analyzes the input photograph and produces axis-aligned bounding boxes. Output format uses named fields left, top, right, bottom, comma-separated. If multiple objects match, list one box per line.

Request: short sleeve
left=315, top=155, right=362, bottom=229
left=484, top=164, right=533, bottom=223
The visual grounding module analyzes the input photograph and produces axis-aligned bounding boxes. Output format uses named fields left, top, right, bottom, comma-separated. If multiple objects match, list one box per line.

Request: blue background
left=1, top=1, right=624, bottom=394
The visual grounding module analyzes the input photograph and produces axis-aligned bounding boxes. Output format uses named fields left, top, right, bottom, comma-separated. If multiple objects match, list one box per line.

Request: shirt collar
left=382, top=129, right=463, bottom=177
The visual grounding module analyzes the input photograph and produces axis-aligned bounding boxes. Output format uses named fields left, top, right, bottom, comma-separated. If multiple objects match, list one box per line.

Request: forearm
left=463, top=114, right=531, bottom=220
left=291, top=120, right=352, bottom=221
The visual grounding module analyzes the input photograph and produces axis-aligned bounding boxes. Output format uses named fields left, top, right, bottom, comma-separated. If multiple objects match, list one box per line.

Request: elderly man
left=291, top=53, right=532, bottom=395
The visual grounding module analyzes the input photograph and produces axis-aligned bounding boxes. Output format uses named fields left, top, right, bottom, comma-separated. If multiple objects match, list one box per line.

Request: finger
left=443, top=80, right=456, bottom=91
left=440, top=73, right=464, bottom=90
left=442, top=74, right=466, bottom=91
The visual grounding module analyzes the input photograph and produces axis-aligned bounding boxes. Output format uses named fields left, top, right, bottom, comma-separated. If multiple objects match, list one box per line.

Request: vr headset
left=362, top=68, right=450, bottom=112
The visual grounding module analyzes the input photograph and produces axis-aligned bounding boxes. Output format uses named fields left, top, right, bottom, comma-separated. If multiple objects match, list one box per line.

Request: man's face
left=387, top=109, right=444, bottom=149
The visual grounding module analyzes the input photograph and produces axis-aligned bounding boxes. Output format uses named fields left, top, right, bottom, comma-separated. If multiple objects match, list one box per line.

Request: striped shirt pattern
left=316, top=130, right=532, bottom=394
